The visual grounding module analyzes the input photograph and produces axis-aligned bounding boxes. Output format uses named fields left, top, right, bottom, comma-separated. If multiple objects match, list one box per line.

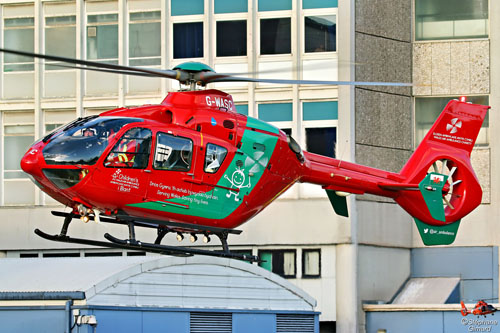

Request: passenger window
left=105, top=128, right=152, bottom=168
left=154, top=132, right=193, bottom=171
left=204, top=143, right=228, bottom=173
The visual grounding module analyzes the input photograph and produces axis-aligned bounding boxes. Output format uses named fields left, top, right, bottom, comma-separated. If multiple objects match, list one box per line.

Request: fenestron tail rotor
left=421, top=159, right=463, bottom=221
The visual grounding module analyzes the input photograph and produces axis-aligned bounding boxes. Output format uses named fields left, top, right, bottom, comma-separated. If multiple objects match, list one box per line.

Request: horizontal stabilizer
left=326, top=190, right=348, bottom=217
left=414, top=218, right=461, bottom=245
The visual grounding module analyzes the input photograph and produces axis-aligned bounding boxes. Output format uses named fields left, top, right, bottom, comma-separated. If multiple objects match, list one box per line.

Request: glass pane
left=87, top=14, right=118, bottom=24
left=5, top=125, right=34, bottom=134
left=415, top=96, right=489, bottom=145
left=154, top=133, right=193, bottom=171
left=258, top=252, right=273, bottom=271
left=4, top=136, right=34, bottom=170
left=258, top=103, right=293, bottom=122
left=303, top=101, right=338, bottom=120
left=305, top=16, right=336, bottom=53
left=4, top=17, right=34, bottom=28
left=171, top=0, right=204, bottom=16
left=283, top=252, right=295, bottom=276
left=45, top=26, right=76, bottom=58
left=415, top=0, right=488, bottom=40
left=129, top=22, right=161, bottom=58
left=130, top=11, right=161, bottom=21
left=87, top=24, right=118, bottom=60
left=306, top=127, right=336, bottom=158
left=216, top=20, right=247, bottom=57
left=204, top=143, right=228, bottom=173
left=260, top=18, right=291, bottom=55
left=303, top=0, right=338, bottom=9
left=258, top=0, right=292, bottom=11
left=303, top=250, right=320, bottom=276
left=45, top=15, right=76, bottom=26
left=235, top=104, right=248, bottom=116
left=105, top=128, right=152, bottom=169
left=4, top=28, right=34, bottom=66
left=215, top=0, right=247, bottom=14
left=45, top=123, right=65, bottom=133
left=173, top=22, right=203, bottom=59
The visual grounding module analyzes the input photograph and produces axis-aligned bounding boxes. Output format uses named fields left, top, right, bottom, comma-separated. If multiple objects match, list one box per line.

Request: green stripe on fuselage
left=245, top=116, right=280, bottom=135
left=127, top=129, right=279, bottom=220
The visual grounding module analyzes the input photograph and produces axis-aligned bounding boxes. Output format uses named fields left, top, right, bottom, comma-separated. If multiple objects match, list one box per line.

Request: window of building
left=105, top=128, right=152, bottom=169
left=42, top=252, right=80, bottom=258
left=260, top=18, right=291, bottom=55
left=173, top=22, right=203, bottom=59
left=44, top=110, right=75, bottom=134
left=3, top=111, right=36, bottom=205
left=216, top=20, right=247, bottom=57
left=415, top=0, right=488, bottom=40
left=154, top=133, right=193, bottom=171
left=3, top=17, right=34, bottom=72
left=258, top=103, right=292, bottom=122
left=129, top=11, right=161, bottom=66
left=45, top=15, right=76, bottom=69
left=259, top=249, right=296, bottom=278
left=204, top=143, right=228, bottom=173
left=415, top=96, right=489, bottom=146
left=303, top=101, right=338, bottom=158
left=304, top=15, right=336, bottom=53
left=302, top=249, right=321, bottom=278
left=87, top=13, right=118, bottom=62
left=306, top=127, right=336, bottom=157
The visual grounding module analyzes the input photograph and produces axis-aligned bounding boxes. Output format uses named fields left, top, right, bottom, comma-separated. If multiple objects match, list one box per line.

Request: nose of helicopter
left=20, top=142, right=44, bottom=178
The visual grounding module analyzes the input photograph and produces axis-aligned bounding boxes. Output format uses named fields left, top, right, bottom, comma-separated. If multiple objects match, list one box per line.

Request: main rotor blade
left=204, top=74, right=412, bottom=87
left=0, top=47, right=180, bottom=80
left=49, top=63, right=159, bottom=77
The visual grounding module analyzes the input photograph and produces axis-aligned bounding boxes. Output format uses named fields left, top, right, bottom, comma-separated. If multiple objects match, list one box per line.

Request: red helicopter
left=461, top=300, right=498, bottom=317
left=1, top=48, right=490, bottom=261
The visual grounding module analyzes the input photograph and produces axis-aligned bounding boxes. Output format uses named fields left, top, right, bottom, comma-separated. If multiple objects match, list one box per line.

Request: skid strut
left=36, top=211, right=260, bottom=262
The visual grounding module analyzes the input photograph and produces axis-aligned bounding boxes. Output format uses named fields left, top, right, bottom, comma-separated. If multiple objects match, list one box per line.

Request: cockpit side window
left=204, top=143, right=228, bottom=173
left=105, top=128, right=152, bottom=169
left=154, top=132, right=192, bottom=172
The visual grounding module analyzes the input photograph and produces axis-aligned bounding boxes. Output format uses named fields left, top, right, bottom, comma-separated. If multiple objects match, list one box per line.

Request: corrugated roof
left=0, top=256, right=316, bottom=311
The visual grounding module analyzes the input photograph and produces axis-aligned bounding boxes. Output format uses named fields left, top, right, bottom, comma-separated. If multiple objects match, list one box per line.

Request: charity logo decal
left=224, top=166, right=251, bottom=202
left=446, top=118, right=462, bottom=134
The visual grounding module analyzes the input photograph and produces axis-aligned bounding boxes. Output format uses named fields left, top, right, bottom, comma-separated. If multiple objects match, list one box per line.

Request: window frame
left=153, top=131, right=194, bottom=172
left=302, top=248, right=321, bottom=278
left=300, top=7, right=338, bottom=58
left=169, top=8, right=206, bottom=63
left=44, top=14, right=77, bottom=71
left=204, top=142, right=228, bottom=174
left=258, top=249, right=297, bottom=278
left=3, top=14, right=35, bottom=73
left=105, top=127, right=153, bottom=170
left=128, top=10, right=162, bottom=66
left=86, top=11, right=119, bottom=63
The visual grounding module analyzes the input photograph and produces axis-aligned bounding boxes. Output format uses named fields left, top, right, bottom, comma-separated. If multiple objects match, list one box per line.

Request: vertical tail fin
left=395, top=99, right=489, bottom=245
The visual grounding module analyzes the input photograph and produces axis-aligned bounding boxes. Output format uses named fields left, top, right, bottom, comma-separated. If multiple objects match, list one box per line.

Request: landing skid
left=35, top=211, right=260, bottom=262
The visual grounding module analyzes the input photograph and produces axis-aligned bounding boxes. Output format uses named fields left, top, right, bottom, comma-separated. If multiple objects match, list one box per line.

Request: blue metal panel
left=143, top=311, right=189, bottom=333
left=366, top=311, right=444, bottom=333
left=462, top=279, right=494, bottom=301
left=171, top=0, right=204, bottom=16
left=233, top=313, right=275, bottom=333
left=236, top=104, right=249, bottom=116
left=303, top=101, right=338, bottom=121
left=303, top=0, right=338, bottom=9
left=215, top=0, right=247, bottom=13
left=411, top=247, right=494, bottom=279
left=258, top=103, right=293, bottom=122
left=258, top=0, right=291, bottom=11
left=0, top=309, right=66, bottom=333
left=93, top=310, right=142, bottom=333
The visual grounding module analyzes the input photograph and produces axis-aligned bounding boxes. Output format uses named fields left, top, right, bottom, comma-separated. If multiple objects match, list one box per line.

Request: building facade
left=0, top=0, right=497, bottom=332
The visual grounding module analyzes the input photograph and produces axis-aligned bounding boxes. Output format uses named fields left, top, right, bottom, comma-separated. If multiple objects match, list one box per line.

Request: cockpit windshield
left=43, top=116, right=143, bottom=165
